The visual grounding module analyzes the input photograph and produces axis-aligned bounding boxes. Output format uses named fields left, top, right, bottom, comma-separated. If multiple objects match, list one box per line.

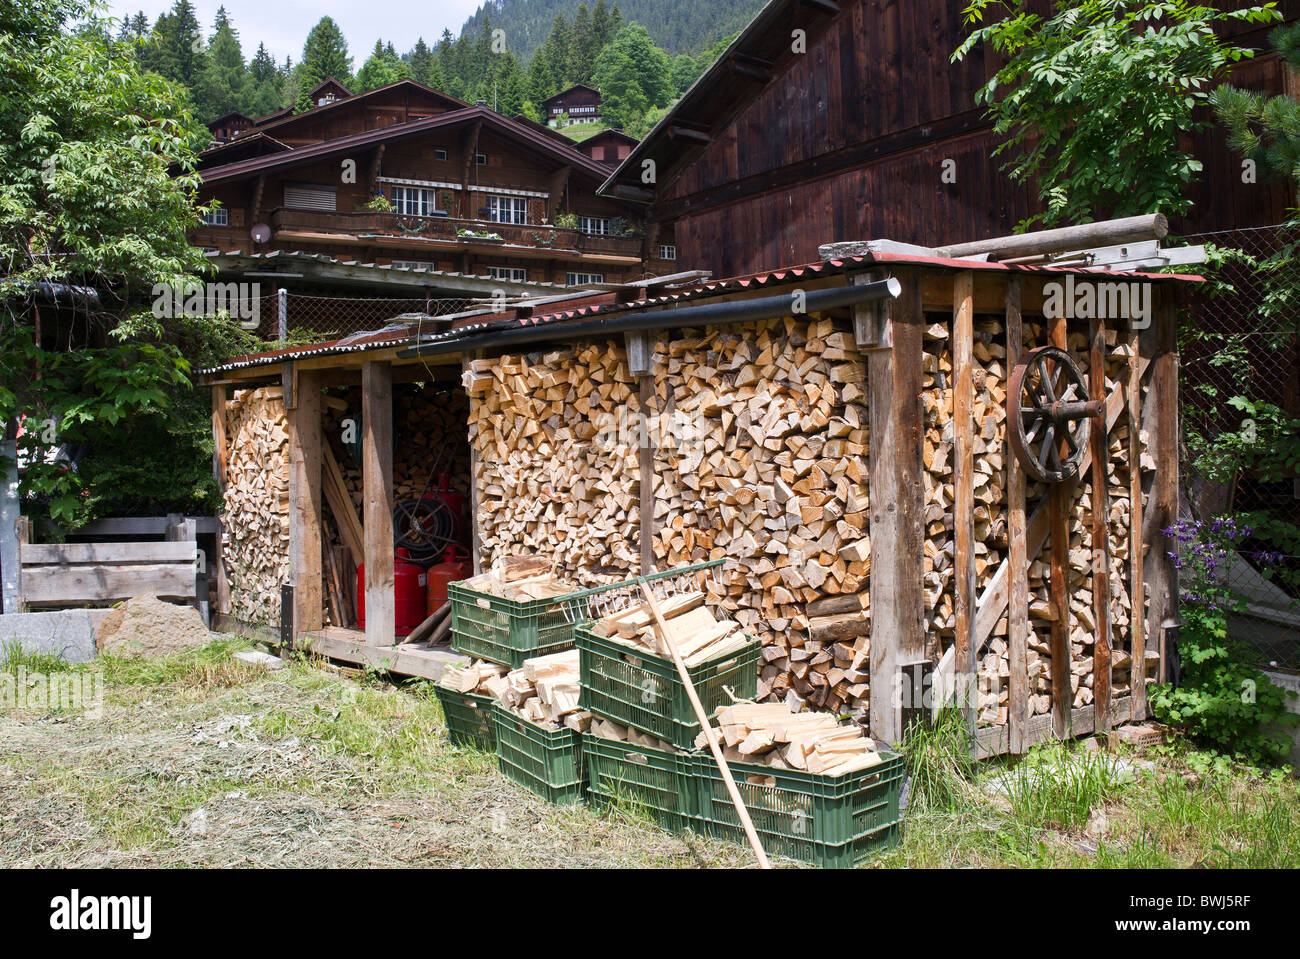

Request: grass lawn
left=555, top=122, right=605, bottom=142
left=1, top=640, right=1295, bottom=868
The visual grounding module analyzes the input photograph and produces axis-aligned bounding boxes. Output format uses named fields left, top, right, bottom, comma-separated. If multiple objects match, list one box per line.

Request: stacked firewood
left=588, top=589, right=752, bottom=666
left=441, top=659, right=510, bottom=697
left=694, top=702, right=884, bottom=776
left=221, top=387, right=291, bottom=625
left=466, top=346, right=641, bottom=585
left=589, top=717, right=677, bottom=752
left=494, top=650, right=594, bottom=732
left=650, top=318, right=872, bottom=720
left=922, top=322, right=957, bottom=652
left=459, top=554, right=576, bottom=601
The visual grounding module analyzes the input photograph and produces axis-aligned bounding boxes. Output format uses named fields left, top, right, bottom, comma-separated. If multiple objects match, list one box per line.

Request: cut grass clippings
left=1, top=639, right=1295, bottom=868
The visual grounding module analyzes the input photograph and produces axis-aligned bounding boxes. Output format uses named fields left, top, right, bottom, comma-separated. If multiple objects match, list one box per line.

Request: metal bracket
left=850, top=271, right=893, bottom=351
left=280, top=584, right=295, bottom=656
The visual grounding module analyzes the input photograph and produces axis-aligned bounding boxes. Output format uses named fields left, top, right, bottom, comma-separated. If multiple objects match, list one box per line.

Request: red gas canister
left=357, top=549, right=429, bottom=638
left=426, top=546, right=472, bottom=616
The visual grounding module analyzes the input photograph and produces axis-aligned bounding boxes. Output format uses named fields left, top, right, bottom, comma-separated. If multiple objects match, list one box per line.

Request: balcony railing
left=267, top=208, right=645, bottom=259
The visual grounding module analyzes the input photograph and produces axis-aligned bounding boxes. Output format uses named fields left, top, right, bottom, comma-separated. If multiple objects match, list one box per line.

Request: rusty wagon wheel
left=1007, top=346, right=1105, bottom=484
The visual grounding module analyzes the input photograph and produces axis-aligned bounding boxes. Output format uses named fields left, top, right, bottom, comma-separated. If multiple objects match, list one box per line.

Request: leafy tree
left=0, top=0, right=249, bottom=527
left=192, top=6, right=248, bottom=121
left=953, top=0, right=1282, bottom=230
left=295, top=16, right=353, bottom=112
left=591, top=23, right=671, bottom=131
left=356, top=39, right=409, bottom=92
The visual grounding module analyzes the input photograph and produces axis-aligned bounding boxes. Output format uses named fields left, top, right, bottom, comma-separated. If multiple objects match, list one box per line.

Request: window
left=476, top=153, right=488, bottom=166
left=566, top=271, right=604, bottom=286
left=485, top=194, right=528, bottom=225
left=283, top=183, right=337, bottom=211
left=577, top=216, right=611, bottom=235
left=485, top=266, right=528, bottom=282
left=659, top=244, right=677, bottom=261
left=201, top=207, right=229, bottom=227
left=390, top=260, right=434, bottom=272
left=390, top=186, right=437, bottom=217
left=434, top=148, right=448, bottom=161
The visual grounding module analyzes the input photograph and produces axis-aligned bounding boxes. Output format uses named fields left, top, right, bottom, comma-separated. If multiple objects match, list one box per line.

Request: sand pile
left=96, top=595, right=214, bottom=658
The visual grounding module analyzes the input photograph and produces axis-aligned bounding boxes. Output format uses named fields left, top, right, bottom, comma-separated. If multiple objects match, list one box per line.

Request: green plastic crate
left=691, top=749, right=905, bottom=868
left=449, top=582, right=583, bottom=668
left=449, top=560, right=728, bottom=669
left=432, top=684, right=497, bottom=751
left=583, top=734, right=697, bottom=832
left=576, top=625, right=760, bottom=750
left=492, top=702, right=587, bottom=805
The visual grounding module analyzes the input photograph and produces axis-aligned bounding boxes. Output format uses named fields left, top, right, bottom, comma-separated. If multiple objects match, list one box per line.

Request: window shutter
left=284, top=184, right=337, bottom=212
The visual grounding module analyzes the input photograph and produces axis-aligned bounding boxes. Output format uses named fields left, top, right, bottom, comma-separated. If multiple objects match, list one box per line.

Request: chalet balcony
left=266, top=208, right=646, bottom=262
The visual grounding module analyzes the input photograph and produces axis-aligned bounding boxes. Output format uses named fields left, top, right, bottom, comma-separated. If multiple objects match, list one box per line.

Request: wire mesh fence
left=1175, top=223, right=1300, bottom=669
left=237, top=290, right=481, bottom=343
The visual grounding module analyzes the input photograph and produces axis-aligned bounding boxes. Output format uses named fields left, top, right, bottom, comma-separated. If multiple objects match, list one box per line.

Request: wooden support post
left=868, top=269, right=926, bottom=744
left=638, top=367, right=655, bottom=575
left=952, top=271, right=977, bottom=727
left=288, top=369, right=323, bottom=635
left=463, top=351, right=483, bottom=576
left=362, top=361, right=395, bottom=646
left=210, top=385, right=231, bottom=620
left=1142, top=289, right=1179, bottom=686
left=1048, top=313, right=1072, bottom=740
left=1, top=435, right=21, bottom=615
left=1127, top=329, right=1147, bottom=719
left=1090, top=316, right=1113, bottom=731
left=1005, top=278, right=1029, bottom=753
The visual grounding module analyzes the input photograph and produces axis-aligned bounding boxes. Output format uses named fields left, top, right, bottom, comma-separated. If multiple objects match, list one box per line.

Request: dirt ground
left=0, top=638, right=752, bottom=868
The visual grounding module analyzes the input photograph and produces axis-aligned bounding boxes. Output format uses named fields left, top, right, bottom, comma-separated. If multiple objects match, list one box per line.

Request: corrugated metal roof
left=200, top=252, right=1202, bottom=375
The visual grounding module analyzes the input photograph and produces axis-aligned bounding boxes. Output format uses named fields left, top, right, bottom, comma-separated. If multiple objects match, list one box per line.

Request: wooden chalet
left=189, top=82, right=674, bottom=288
left=601, top=0, right=1300, bottom=278
left=206, top=111, right=255, bottom=146
left=542, top=84, right=602, bottom=127
left=579, top=129, right=639, bottom=168
left=202, top=215, right=1198, bottom=754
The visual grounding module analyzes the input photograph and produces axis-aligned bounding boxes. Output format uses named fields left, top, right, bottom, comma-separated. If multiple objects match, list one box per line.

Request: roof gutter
left=397, top=276, right=901, bottom=359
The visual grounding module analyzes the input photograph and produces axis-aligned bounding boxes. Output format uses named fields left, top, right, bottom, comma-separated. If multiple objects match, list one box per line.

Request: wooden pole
left=1048, top=313, right=1072, bottom=740
left=639, top=581, right=771, bottom=869
left=1127, top=329, right=1147, bottom=719
left=1142, top=288, right=1180, bottom=686
left=867, top=269, right=925, bottom=742
left=1089, top=316, right=1113, bottom=731
left=952, top=271, right=977, bottom=728
left=210, top=385, right=231, bottom=620
left=362, top=360, right=395, bottom=646
left=288, top=369, right=323, bottom=635
left=1005, top=278, right=1029, bottom=753
left=937, top=214, right=1168, bottom=261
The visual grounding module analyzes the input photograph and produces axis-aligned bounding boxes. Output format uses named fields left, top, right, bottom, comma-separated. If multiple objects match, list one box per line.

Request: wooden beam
left=546, top=164, right=571, bottom=223
left=459, top=121, right=482, bottom=218
left=868, top=269, right=926, bottom=744
left=322, top=440, right=364, bottom=568
left=1128, top=329, right=1147, bottom=720
left=211, top=385, right=231, bottom=618
left=463, top=352, right=483, bottom=576
left=952, top=271, right=977, bottom=727
left=1142, top=289, right=1179, bottom=687
left=362, top=361, right=395, bottom=645
left=1048, top=314, right=1072, bottom=740
left=1090, top=315, right=1113, bottom=731
left=1005, top=278, right=1029, bottom=753
left=639, top=367, right=655, bottom=575
left=288, top=369, right=323, bottom=635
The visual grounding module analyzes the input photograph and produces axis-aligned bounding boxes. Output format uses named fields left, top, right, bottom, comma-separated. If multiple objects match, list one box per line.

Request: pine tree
left=539, top=13, right=572, bottom=90
left=243, top=43, right=281, bottom=117
left=1212, top=23, right=1300, bottom=186
left=296, top=16, right=352, bottom=112
left=408, top=37, right=445, bottom=89
left=569, top=4, right=596, bottom=85
left=193, top=6, right=248, bottom=121
left=149, top=0, right=205, bottom=87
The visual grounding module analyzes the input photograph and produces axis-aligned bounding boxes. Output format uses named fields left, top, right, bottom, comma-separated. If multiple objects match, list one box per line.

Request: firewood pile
left=649, top=318, right=872, bottom=720
left=588, top=588, right=752, bottom=666
left=459, top=553, right=576, bottom=602
left=465, top=346, right=641, bottom=585
left=695, top=702, right=884, bottom=776
left=493, top=650, right=594, bottom=732
left=221, top=386, right=291, bottom=625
